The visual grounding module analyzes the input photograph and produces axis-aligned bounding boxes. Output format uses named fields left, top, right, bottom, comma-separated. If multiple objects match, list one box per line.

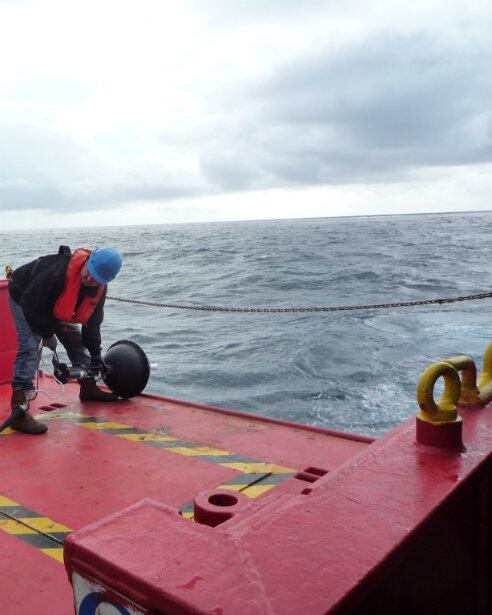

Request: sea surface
left=1, top=212, right=491, bottom=437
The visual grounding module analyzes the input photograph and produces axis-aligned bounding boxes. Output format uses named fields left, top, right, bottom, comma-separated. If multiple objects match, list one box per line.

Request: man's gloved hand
left=89, top=353, right=106, bottom=375
left=42, top=335, right=57, bottom=352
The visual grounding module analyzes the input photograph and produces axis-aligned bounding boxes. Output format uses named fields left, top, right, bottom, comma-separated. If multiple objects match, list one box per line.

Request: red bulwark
left=64, top=401, right=492, bottom=615
left=0, top=280, right=17, bottom=385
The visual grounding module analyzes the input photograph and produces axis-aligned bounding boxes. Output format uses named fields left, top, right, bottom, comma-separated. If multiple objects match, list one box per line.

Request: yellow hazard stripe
left=215, top=481, right=282, bottom=498
left=38, top=411, right=83, bottom=420
left=38, top=410, right=295, bottom=475
left=16, top=517, right=71, bottom=534
left=49, top=410, right=297, bottom=522
left=5, top=410, right=298, bottom=523
left=165, top=446, right=234, bottom=457
left=0, top=495, right=18, bottom=507
left=0, top=518, right=38, bottom=534
left=117, top=433, right=178, bottom=443
left=77, top=421, right=131, bottom=430
left=220, top=462, right=293, bottom=474
left=0, top=496, right=71, bottom=564
left=41, top=547, right=65, bottom=563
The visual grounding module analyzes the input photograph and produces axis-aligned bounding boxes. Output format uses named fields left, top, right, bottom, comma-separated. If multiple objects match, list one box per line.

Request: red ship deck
left=0, top=374, right=371, bottom=615
left=3, top=274, right=492, bottom=615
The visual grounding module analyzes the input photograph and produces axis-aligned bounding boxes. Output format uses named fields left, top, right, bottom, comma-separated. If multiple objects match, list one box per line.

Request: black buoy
left=102, top=340, right=150, bottom=398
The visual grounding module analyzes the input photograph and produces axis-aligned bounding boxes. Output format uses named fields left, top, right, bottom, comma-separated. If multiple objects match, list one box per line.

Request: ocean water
left=1, top=212, right=491, bottom=437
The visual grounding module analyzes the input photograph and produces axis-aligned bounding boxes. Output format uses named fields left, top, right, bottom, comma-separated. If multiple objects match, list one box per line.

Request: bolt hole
left=208, top=493, right=238, bottom=507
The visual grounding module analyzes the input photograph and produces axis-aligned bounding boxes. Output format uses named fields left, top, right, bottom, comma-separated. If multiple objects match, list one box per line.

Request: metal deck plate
left=0, top=374, right=369, bottom=614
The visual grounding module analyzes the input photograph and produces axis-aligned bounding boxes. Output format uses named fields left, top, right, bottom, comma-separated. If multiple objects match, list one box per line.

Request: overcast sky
left=1, top=0, right=491, bottom=229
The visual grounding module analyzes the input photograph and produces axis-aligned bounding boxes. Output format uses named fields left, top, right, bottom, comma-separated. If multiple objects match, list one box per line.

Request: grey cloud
left=0, top=124, right=96, bottom=184
left=2, top=26, right=491, bottom=214
left=200, top=31, right=492, bottom=190
left=199, top=153, right=264, bottom=191
left=0, top=178, right=201, bottom=212
left=0, top=181, right=66, bottom=211
left=0, top=124, right=201, bottom=212
left=264, top=33, right=489, bottom=147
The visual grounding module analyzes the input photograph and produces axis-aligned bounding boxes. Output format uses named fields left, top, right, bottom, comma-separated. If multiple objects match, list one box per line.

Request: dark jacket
left=8, top=252, right=107, bottom=356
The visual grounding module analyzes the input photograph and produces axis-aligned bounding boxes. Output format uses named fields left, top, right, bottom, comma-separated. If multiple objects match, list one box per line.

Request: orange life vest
left=53, top=249, right=105, bottom=324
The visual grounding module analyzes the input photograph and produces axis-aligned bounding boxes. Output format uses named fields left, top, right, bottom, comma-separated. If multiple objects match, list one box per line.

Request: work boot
left=10, top=389, right=48, bottom=435
left=79, top=378, right=119, bottom=402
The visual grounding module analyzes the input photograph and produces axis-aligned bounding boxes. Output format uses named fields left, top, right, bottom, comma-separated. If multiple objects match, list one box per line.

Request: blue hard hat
left=87, top=248, right=122, bottom=285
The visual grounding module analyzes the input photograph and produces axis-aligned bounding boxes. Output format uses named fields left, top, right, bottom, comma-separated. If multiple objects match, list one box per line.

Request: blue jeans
left=9, top=296, right=91, bottom=391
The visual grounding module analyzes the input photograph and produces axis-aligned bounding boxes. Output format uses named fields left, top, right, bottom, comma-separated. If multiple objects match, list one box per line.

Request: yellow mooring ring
left=478, top=342, right=492, bottom=403
left=417, top=361, right=461, bottom=423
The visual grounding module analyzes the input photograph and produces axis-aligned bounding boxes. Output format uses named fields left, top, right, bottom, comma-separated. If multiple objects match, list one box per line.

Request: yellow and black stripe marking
left=40, top=411, right=294, bottom=472
left=21, top=410, right=296, bottom=520
left=0, top=495, right=71, bottom=563
left=219, top=470, right=295, bottom=498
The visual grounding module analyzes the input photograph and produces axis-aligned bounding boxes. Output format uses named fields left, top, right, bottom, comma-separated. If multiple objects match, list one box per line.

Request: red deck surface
left=64, top=400, right=492, bottom=615
left=3, top=279, right=492, bottom=614
left=0, top=374, right=369, bottom=615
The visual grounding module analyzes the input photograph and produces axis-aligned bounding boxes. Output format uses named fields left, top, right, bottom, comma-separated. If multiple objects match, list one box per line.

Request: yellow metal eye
left=417, top=361, right=461, bottom=423
left=478, top=342, right=492, bottom=404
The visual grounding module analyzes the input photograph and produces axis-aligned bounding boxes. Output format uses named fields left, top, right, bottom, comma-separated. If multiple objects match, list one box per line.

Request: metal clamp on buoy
left=53, top=339, right=150, bottom=399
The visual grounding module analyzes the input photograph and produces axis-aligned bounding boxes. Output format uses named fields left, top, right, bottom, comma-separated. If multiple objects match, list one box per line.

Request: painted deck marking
left=0, top=495, right=71, bottom=563
left=8, top=410, right=297, bottom=521
left=38, top=410, right=295, bottom=473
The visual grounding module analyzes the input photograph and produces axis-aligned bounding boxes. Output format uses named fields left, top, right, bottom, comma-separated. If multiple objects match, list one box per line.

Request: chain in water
left=107, top=290, right=492, bottom=314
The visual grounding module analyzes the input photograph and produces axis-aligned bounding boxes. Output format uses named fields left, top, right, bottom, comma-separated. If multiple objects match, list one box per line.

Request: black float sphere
left=102, top=340, right=150, bottom=398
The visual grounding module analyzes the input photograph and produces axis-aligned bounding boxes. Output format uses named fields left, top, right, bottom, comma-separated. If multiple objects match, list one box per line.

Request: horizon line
left=2, top=208, right=491, bottom=233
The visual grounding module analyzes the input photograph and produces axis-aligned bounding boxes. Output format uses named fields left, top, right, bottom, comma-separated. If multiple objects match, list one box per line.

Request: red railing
left=0, top=279, right=17, bottom=385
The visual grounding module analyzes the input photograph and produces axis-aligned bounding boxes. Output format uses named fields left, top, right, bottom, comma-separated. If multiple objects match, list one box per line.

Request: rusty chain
left=107, top=290, right=492, bottom=314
